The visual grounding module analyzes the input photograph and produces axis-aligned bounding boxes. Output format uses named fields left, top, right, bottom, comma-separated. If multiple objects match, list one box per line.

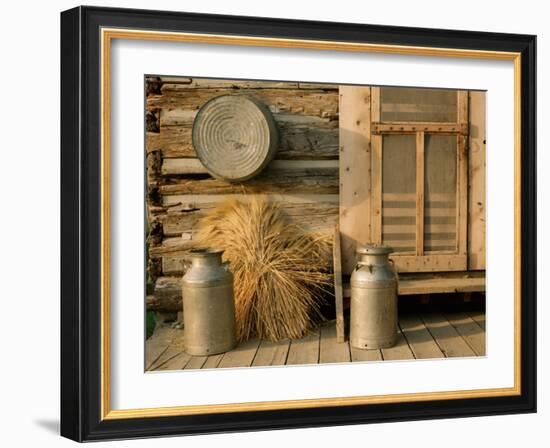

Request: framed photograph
left=60, top=6, right=536, bottom=442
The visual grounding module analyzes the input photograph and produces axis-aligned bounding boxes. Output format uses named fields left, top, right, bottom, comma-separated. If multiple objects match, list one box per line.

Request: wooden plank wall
left=146, top=77, right=340, bottom=291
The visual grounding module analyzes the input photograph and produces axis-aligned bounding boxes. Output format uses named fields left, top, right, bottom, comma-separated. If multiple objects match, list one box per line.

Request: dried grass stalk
left=195, top=196, right=332, bottom=342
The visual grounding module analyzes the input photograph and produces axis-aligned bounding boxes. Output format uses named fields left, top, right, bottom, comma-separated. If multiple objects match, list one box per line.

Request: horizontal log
left=159, top=166, right=339, bottom=195
left=159, top=110, right=337, bottom=128
left=149, top=237, right=193, bottom=258
left=162, top=193, right=339, bottom=207
left=148, top=88, right=339, bottom=119
left=157, top=195, right=338, bottom=275
left=162, top=255, right=189, bottom=276
left=160, top=197, right=339, bottom=236
left=150, top=277, right=182, bottom=312
left=161, top=79, right=299, bottom=89
left=162, top=159, right=338, bottom=176
left=148, top=114, right=338, bottom=159
left=158, top=78, right=338, bottom=90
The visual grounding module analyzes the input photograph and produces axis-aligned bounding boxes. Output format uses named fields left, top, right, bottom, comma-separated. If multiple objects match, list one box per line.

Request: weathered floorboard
left=350, top=346, right=383, bottom=362
left=319, top=322, right=351, bottom=364
left=286, top=328, right=320, bottom=365
left=146, top=311, right=485, bottom=371
left=150, top=344, right=185, bottom=370
left=217, top=339, right=262, bottom=369
left=421, top=313, right=476, bottom=358
left=183, top=356, right=208, bottom=370
left=444, top=312, right=486, bottom=356
left=145, top=327, right=178, bottom=370
left=399, top=314, right=445, bottom=359
left=251, top=340, right=291, bottom=367
left=156, top=350, right=192, bottom=371
left=202, top=354, right=225, bottom=369
left=467, top=310, right=486, bottom=331
left=381, top=328, right=415, bottom=361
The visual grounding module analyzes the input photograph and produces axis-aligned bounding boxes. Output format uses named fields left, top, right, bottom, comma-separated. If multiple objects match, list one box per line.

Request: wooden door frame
left=370, top=87, right=469, bottom=272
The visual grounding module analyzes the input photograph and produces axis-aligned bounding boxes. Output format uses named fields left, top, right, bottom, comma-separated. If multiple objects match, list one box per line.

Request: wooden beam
left=457, top=90, right=469, bottom=124
left=457, top=134, right=469, bottom=257
left=370, top=87, right=382, bottom=246
left=468, top=91, right=486, bottom=270
left=457, top=91, right=469, bottom=259
left=333, top=225, right=345, bottom=343
left=371, top=134, right=382, bottom=246
left=339, top=86, right=372, bottom=274
left=372, top=122, right=468, bottom=134
left=390, top=254, right=467, bottom=273
left=416, top=131, right=425, bottom=256
left=398, top=275, right=485, bottom=295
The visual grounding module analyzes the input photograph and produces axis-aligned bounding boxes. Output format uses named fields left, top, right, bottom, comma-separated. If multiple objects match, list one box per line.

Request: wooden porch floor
left=146, top=310, right=486, bottom=371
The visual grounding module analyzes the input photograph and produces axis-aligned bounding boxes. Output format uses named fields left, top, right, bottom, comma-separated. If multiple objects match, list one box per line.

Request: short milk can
left=350, top=245, right=398, bottom=350
left=181, top=248, right=237, bottom=356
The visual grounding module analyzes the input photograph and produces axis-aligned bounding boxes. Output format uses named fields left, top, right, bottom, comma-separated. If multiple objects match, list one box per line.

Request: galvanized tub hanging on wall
left=350, top=245, right=398, bottom=350
left=192, top=95, right=279, bottom=182
left=181, top=248, right=237, bottom=356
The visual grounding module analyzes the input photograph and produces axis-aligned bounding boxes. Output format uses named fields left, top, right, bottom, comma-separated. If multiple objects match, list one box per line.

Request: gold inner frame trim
left=100, top=27, right=522, bottom=421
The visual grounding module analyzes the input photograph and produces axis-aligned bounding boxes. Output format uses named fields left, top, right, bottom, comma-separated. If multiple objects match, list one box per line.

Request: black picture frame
left=61, top=5, right=537, bottom=442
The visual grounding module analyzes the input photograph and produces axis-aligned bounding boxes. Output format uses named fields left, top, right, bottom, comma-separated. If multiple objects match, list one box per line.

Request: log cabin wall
left=145, top=77, right=340, bottom=310
left=145, top=77, right=486, bottom=311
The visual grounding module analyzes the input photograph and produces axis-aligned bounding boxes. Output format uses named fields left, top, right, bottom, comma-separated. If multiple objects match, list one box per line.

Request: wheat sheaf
left=195, top=196, right=333, bottom=342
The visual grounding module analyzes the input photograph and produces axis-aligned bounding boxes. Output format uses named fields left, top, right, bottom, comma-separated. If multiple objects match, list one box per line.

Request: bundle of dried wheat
left=195, top=196, right=332, bottom=342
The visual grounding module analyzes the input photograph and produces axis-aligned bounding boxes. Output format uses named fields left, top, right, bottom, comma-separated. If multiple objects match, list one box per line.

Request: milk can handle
left=355, top=261, right=373, bottom=273
left=222, top=261, right=231, bottom=271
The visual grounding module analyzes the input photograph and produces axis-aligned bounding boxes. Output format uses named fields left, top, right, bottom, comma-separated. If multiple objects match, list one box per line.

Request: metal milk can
left=350, top=245, right=398, bottom=350
left=181, top=248, right=237, bottom=356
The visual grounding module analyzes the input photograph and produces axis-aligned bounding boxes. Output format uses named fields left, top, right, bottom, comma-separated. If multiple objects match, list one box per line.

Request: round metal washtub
left=192, top=95, right=279, bottom=182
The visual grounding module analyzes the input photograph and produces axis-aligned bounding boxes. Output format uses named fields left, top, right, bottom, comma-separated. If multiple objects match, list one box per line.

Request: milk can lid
left=356, top=245, right=393, bottom=255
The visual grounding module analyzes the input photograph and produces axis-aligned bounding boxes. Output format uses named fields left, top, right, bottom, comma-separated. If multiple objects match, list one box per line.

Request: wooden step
left=343, top=275, right=485, bottom=297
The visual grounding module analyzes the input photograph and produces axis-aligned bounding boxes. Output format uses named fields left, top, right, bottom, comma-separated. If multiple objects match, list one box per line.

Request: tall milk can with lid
left=181, top=247, right=237, bottom=356
left=350, top=245, right=398, bottom=350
